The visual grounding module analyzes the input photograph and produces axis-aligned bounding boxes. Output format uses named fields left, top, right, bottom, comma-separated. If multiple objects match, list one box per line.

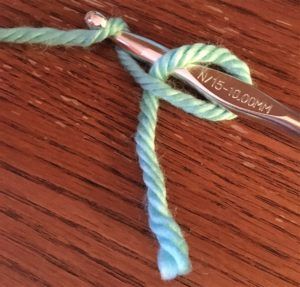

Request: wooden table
left=0, top=1, right=299, bottom=286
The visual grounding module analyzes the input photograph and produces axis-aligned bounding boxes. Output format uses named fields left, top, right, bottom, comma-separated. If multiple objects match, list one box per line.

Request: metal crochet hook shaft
left=85, top=11, right=300, bottom=138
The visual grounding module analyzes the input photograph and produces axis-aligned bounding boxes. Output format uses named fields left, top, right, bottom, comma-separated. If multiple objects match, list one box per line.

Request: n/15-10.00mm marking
left=197, top=68, right=273, bottom=114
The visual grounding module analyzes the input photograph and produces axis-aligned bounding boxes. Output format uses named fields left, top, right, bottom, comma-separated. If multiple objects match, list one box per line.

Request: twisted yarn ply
left=0, top=16, right=252, bottom=280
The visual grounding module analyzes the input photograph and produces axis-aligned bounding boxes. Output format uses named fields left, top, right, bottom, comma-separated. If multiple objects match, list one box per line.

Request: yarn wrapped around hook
left=117, top=42, right=252, bottom=280
left=0, top=16, right=252, bottom=280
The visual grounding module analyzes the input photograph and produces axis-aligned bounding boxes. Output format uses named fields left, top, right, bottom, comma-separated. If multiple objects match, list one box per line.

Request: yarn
left=0, top=16, right=252, bottom=280
left=0, top=17, right=127, bottom=46
left=117, top=46, right=251, bottom=280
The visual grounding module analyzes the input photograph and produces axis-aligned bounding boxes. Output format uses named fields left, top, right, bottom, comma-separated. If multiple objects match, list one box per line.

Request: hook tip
left=85, top=11, right=108, bottom=29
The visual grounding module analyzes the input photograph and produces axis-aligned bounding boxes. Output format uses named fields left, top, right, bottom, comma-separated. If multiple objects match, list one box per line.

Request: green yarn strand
left=0, top=18, right=127, bottom=46
left=116, top=43, right=251, bottom=279
left=0, top=16, right=252, bottom=281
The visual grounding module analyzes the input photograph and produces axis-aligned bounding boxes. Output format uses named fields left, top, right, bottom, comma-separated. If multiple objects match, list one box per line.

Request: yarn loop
left=0, top=16, right=252, bottom=280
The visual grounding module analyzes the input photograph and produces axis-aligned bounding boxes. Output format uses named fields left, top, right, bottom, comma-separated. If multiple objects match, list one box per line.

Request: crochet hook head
left=85, top=11, right=164, bottom=63
left=85, top=11, right=107, bottom=29
left=85, top=11, right=300, bottom=139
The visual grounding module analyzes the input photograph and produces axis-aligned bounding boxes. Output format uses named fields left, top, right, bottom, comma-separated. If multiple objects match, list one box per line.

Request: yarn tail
left=136, top=92, right=191, bottom=280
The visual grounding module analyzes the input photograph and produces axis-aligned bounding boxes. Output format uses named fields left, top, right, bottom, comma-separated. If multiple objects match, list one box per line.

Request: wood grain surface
left=0, top=1, right=299, bottom=286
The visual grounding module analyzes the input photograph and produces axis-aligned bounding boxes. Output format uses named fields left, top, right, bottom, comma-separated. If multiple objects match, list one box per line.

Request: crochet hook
left=85, top=11, right=300, bottom=138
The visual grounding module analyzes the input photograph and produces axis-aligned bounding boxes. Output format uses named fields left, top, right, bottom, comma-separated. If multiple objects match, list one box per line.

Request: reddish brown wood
left=0, top=1, right=299, bottom=286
